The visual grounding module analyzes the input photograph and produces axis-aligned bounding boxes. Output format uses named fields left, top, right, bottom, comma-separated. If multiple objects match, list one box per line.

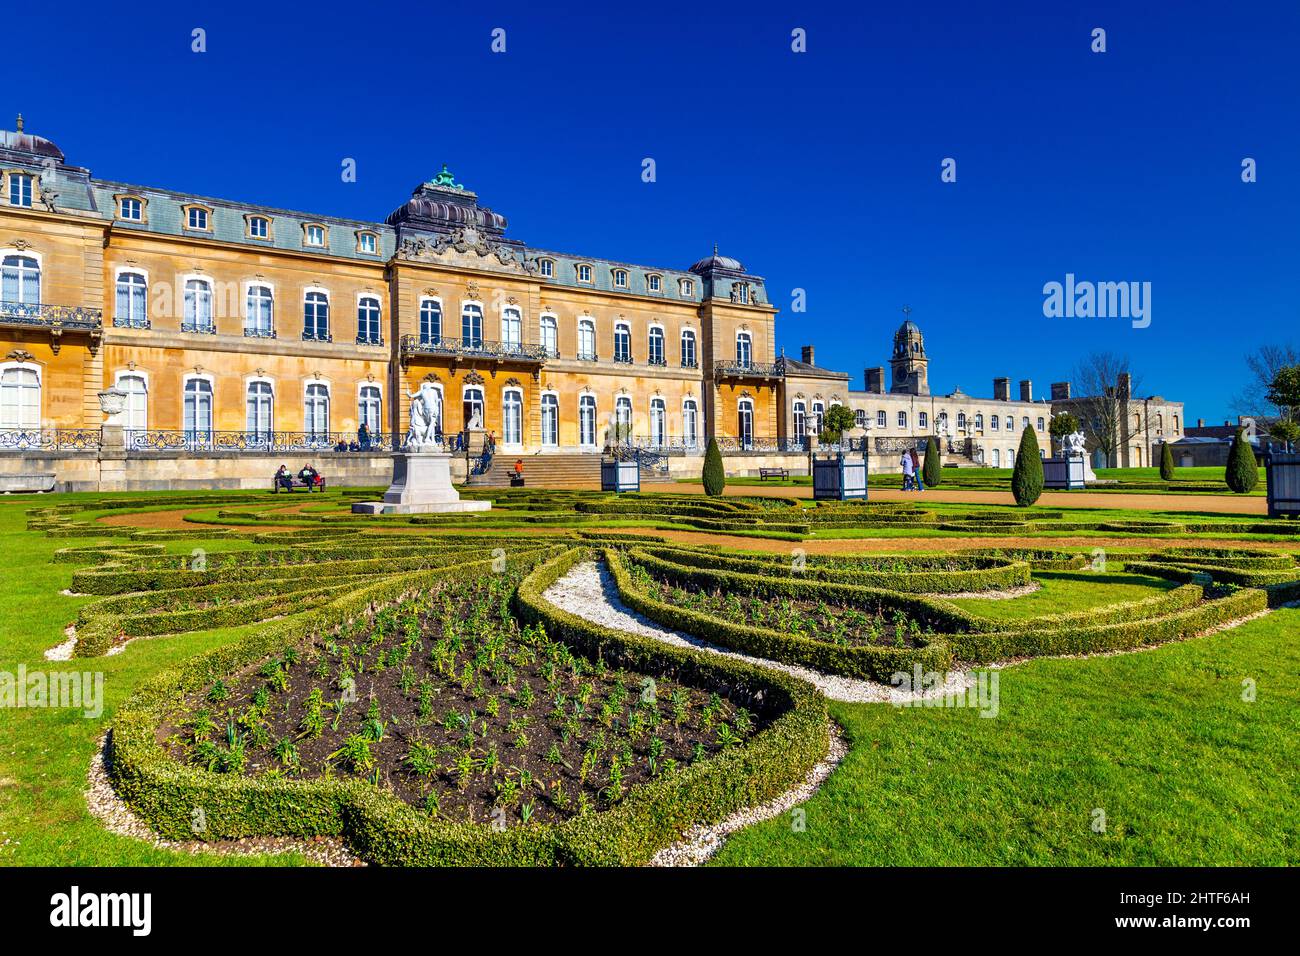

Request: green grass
left=711, top=607, right=1300, bottom=865
left=946, top=571, right=1178, bottom=622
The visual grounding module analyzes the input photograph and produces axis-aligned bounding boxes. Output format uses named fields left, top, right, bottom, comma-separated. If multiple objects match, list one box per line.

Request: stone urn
left=97, top=387, right=128, bottom=424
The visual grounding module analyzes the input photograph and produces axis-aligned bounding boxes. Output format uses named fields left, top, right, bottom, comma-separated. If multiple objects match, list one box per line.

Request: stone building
left=1048, top=375, right=1184, bottom=468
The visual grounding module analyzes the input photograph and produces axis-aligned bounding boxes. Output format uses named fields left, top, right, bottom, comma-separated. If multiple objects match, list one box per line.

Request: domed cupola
left=889, top=309, right=929, bottom=396
left=688, top=245, right=745, bottom=275
left=386, top=165, right=509, bottom=237
left=0, top=114, right=65, bottom=163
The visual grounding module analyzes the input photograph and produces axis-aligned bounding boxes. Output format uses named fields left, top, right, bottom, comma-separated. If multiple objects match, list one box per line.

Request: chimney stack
left=864, top=367, right=886, bottom=394
left=1197, top=418, right=1205, bottom=428
left=993, top=377, right=1011, bottom=401
left=1118, top=372, right=1132, bottom=400
left=1019, top=379, right=1033, bottom=402
left=801, top=345, right=815, bottom=365
left=1050, top=382, right=1072, bottom=401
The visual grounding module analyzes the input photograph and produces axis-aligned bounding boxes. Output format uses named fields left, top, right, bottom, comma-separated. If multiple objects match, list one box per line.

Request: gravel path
left=542, top=561, right=975, bottom=705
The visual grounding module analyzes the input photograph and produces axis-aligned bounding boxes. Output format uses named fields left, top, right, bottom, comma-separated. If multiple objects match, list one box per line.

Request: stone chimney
left=1197, top=418, right=1205, bottom=428
left=864, top=367, right=886, bottom=394
left=1050, top=382, right=1072, bottom=401
left=1019, top=379, right=1033, bottom=402
left=1118, top=372, right=1132, bottom=400
left=993, top=377, right=1011, bottom=401
left=801, top=345, right=815, bottom=366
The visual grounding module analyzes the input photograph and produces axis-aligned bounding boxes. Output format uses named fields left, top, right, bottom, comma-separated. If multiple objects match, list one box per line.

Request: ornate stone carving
left=396, top=224, right=534, bottom=275
left=463, top=370, right=485, bottom=386
left=6, top=349, right=33, bottom=363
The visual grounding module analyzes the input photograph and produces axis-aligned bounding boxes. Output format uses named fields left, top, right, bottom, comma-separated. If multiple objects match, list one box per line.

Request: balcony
left=124, top=429, right=395, bottom=453
left=302, top=328, right=333, bottom=343
left=113, top=316, right=151, bottom=330
left=400, top=334, right=549, bottom=369
left=355, top=333, right=385, bottom=347
left=180, top=321, right=217, bottom=335
left=243, top=326, right=277, bottom=339
left=0, top=300, right=103, bottom=354
left=713, top=359, right=784, bottom=382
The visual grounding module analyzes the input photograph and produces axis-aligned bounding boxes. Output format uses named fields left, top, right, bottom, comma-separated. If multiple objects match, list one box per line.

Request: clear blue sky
left=14, top=0, right=1297, bottom=421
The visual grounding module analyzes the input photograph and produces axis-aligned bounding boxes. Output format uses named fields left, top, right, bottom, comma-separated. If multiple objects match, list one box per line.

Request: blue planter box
left=601, top=459, right=640, bottom=493
left=1042, top=457, right=1087, bottom=490
left=812, top=455, right=868, bottom=500
left=1266, top=452, right=1300, bottom=518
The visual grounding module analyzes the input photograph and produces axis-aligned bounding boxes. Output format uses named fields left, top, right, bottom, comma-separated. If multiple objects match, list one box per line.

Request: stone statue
left=404, top=382, right=442, bottom=450
left=1063, top=431, right=1088, bottom=458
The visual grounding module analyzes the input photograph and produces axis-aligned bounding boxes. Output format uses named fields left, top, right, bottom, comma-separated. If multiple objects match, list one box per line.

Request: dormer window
left=679, top=278, right=694, bottom=297
left=183, top=204, right=212, bottom=231
left=576, top=263, right=592, bottom=283
left=613, top=268, right=628, bottom=289
left=8, top=173, right=32, bottom=208
left=537, top=258, right=554, bottom=278
left=303, top=223, right=327, bottom=247
left=732, top=282, right=749, bottom=304
left=647, top=274, right=661, bottom=293
left=119, top=196, right=144, bottom=221
left=246, top=215, right=271, bottom=239
left=356, top=231, right=378, bottom=255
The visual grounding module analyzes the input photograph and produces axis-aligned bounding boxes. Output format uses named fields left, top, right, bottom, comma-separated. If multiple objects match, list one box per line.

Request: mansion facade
left=0, top=119, right=777, bottom=461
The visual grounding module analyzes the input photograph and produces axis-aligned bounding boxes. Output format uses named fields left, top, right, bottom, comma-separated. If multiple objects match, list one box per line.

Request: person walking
left=900, top=449, right=915, bottom=490
left=910, top=447, right=925, bottom=491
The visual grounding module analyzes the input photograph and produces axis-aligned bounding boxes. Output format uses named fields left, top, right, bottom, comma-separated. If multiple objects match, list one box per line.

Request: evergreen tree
left=1225, top=428, right=1259, bottom=493
left=702, top=437, right=726, bottom=496
left=1011, top=427, right=1044, bottom=506
left=1159, top=441, right=1176, bottom=481
left=923, top=436, right=942, bottom=488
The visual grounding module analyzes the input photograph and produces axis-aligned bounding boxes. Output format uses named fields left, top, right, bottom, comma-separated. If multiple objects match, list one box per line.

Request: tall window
left=9, top=173, right=33, bottom=207
left=738, top=399, right=754, bottom=449
left=183, top=378, right=213, bottom=442
left=538, top=258, right=554, bottom=278
left=1006, top=416, right=1014, bottom=431
left=304, top=224, right=325, bottom=247
left=540, top=314, right=558, bottom=356
left=541, top=393, right=558, bottom=447
left=650, top=397, right=666, bottom=447
left=683, top=398, right=698, bottom=447
left=304, top=383, right=330, bottom=438
left=898, top=411, right=908, bottom=428
left=359, top=385, right=382, bottom=437
left=812, top=401, right=824, bottom=434
left=679, top=278, right=694, bottom=297
left=115, top=272, right=148, bottom=327
left=501, top=307, right=522, bottom=350
left=576, top=264, right=592, bottom=283
left=1, top=255, right=40, bottom=305
left=357, top=296, right=381, bottom=345
left=647, top=274, right=661, bottom=293
left=735, top=332, right=752, bottom=367
left=502, top=388, right=522, bottom=446
left=0, top=366, right=40, bottom=429
left=246, top=381, right=273, bottom=440
left=648, top=327, right=665, bottom=365
left=248, top=216, right=269, bottom=239
left=462, top=303, right=483, bottom=347
left=183, top=278, right=213, bottom=332
left=793, top=401, right=806, bottom=438
left=613, top=322, right=631, bottom=363
left=577, top=318, right=596, bottom=360
left=957, top=412, right=967, bottom=429
left=245, top=285, right=273, bottom=336
left=990, top=415, right=999, bottom=431
left=975, top=413, right=984, bottom=430
left=1037, top=417, right=1045, bottom=431
left=613, top=269, right=628, bottom=289
left=579, top=394, right=597, bottom=446
left=119, top=374, right=147, bottom=434
left=303, top=291, right=330, bottom=340
left=463, top=386, right=484, bottom=428
left=680, top=329, right=697, bottom=368
left=419, top=299, right=442, bottom=344
left=992, top=448, right=1001, bottom=468
left=615, top=395, right=632, bottom=439
left=877, top=410, right=886, bottom=428
left=919, top=411, right=928, bottom=429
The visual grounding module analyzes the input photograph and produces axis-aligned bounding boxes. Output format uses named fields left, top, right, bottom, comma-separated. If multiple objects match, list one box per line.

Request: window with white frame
left=357, top=231, right=377, bottom=254
left=898, top=410, right=908, bottom=428
left=245, top=285, right=273, bottom=336
left=1037, top=417, right=1045, bottom=431
left=183, top=378, right=213, bottom=439
left=183, top=278, right=214, bottom=332
left=738, top=398, right=754, bottom=448
left=811, top=400, right=824, bottom=433
left=304, top=383, right=330, bottom=438
left=919, top=411, right=928, bottom=429
left=1022, top=416, right=1030, bottom=430
left=680, top=329, right=697, bottom=368
left=1006, top=415, right=1014, bottom=430
left=463, top=386, right=484, bottom=429
left=115, top=272, right=148, bottom=327
left=876, top=410, right=886, bottom=428
left=612, top=269, right=628, bottom=289
left=679, top=278, right=693, bottom=297
left=732, top=282, right=749, bottom=304
left=502, top=388, right=522, bottom=446
left=992, top=448, right=1001, bottom=468
left=359, top=385, right=382, bottom=438
left=0, top=365, right=40, bottom=429
left=357, top=296, right=382, bottom=344
left=419, top=299, right=441, bottom=343
left=990, top=415, right=999, bottom=430
left=579, top=394, right=597, bottom=446
left=1, top=254, right=40, bottom=304
left=794, top=401, right=807, bottom=437
left=246, top=381, right=273, bottom=439
left=650, top=397, right=666, bottom=446
left=304, top=223, right=326, bottom=247
left=501, top=306, right=522, bottom=349
left=247, top=216, right=270, bottom=239
left=119, top=196, right=143, bottom=221
left=854, top=409, right=867, bottom=428
left=647, top=274, right=661, bottom=292
left=537, top=258, right=554, bottom=278
left=303, top=290, right=330, bottom=340
left=578, top=318, right=596, bottom=359
left=9, top=173, right=33, bottom=207
left=735, top=331, right=752, bottom=366
left=186, top=206, right=209, bottom=230
left=615, top=395, right=632, bottom=439
left=541, top=393, right=558, bottom=447
left=613, top=322, right=631, bottom=362
left=461, top=303, right=483, bottom=347
left=576, top=263, right=592, bottom=283
left=540, top=314, right=558, bottom=356
left=648, top=326, right=665, bottom=365
left=119, top=373, right=148, bottom=433
left=975, top=413, right=984, bottom=430
left=683, top=398, right=698, bottom=447
left=957, top=412, right=967, bottom=429
left=1007, top=449, right=1015, bottom=467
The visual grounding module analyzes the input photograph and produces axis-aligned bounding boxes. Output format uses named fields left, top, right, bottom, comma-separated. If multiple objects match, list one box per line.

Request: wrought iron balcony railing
left=0, top=428, right=102, bottom=451
left=302, top=329, right=333, bottom=343
left=113, top=316, right=151, bottom=329
left=401, top=334, right=549, bottom=362
left=180, top=321, right=217, bottom=334
left=713, top=359, right=784, bottom=379
left=713, top=436, right=807, bottom=454
left=243, top=326, right=277, bottom=339
left=356, top=333, right=385, bottom=346
left=125, top=429, right=394, bottom=453
left=0, top=301, right=103, bottom=331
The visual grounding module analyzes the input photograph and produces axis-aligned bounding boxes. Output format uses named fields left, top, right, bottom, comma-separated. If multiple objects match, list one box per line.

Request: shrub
left=1225, top=428, right=1259, bottom=493
left=702, top=438, right=725, bottom=497
left=1011, top=428, right=1044, bottom=506
left=922, top=436, right=942, bottom=488
left=1160, top=441, right=1176, bottom=481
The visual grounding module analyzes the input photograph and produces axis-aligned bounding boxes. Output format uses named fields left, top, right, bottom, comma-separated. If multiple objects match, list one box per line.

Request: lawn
left=946, top=570, right=1178, bottom=622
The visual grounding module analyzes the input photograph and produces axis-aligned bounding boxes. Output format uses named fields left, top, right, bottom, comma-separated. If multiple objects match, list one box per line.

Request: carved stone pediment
left=398, top=225, right=535, bottom=276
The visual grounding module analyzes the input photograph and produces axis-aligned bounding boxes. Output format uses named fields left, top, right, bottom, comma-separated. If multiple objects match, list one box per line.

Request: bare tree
left=1233, top=343, right=1300, bottom=421
left=1070, top=352, right=1138, bottom=468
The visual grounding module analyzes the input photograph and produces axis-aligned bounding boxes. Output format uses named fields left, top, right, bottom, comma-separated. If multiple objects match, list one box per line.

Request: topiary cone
left=1225, top=428, right=1259, bottom=493
left=1011, top=427, right=1044, bottom=506
left=702, top=437, right=726, bottom=496
left=923, top=436, right=942, bottom=488
left=1159, top=441, right=1176, bottom=481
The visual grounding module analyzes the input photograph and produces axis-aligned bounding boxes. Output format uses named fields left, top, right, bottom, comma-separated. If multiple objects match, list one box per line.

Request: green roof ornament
left=431, top=164, right=464, bottom=190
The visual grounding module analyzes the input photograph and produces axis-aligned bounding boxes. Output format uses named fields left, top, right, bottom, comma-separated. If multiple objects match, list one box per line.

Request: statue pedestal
left=352, top=450, right=492, bottom=515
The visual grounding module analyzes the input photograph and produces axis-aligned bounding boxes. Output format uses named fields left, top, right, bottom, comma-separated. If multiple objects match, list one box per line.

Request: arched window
left=650, top=397, right=666, bottom=446
left=992, top=448, right=1001, bottom=468
left=990, top=415, right=999, bottom=431
left=613, top=322, right=631, bottom=363
left=974, top=413, right=984, bottom=430
left=1, top=255, right=40, bottom=305
left=118, top=373, right=148, bottom=434
left=579, top=394, right=597, bottom=446
left=578, top=318, right=596, bottom=360
left=501, top=306, right=522, bottom=350
left=957, top=412, right=967, bottom=429
left=304, top=383, right=330, bottom=439
left=1022, top=416, right=1030, bottom=430
left=463, top=386, right=484, bottom=429
left=680, top=329, right=697, bottom=368
left=812, top=401, right=824, bottom=434
left=502, top=388, right=523, bottom=446
left=793, top=401, right=806, bottom=439
left=540, top=314, right=558, bottom=357
left=245, top=285, right=273, bottom=337
left=876, top=410, right=886, bottom=428
left=358, top=385, right=382, bottom=438
left=1006, top=416, right=1014, bottom=430
left=919, top=411, right=928, bottom=429
left=183, top=279, right=213, bottom=332
left=183, top=378, right=213, bottom=444
left=462, top=303, right=483, bottom=347
left=114, top=272, right=148, bottom=327
left=541, top=393, right=558, bottom=447
left=419, top=299, right=441, bottom=344
left=898, top=410, right=908, bottom=429
left=1007, top=449, right=1015, bottom=467
left=738, top=398, right=754, bottom=449
left=612, top=269, right=628, bottom=289
left=683, top=398, right=699, bottom=447
left=648, top=326, right=665, bottom=366
left=246, top=381, right=273, bottom=440
left=0, top=365, right=40, bottom=429
left=615, top=395, right=632, bottom=438
left=735, top=331, right=752, bottom=367
left=303, top=291, right=330, bottom=341
left=357, top=296, right=382, bottom=345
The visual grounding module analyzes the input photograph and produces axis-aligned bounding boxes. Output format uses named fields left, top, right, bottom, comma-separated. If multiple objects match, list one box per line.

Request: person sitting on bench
left=298, top=464, right=321, bottom=490
left=275, top=465, right=294, bottom=492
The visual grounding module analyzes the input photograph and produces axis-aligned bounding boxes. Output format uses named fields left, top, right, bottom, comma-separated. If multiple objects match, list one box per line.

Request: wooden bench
left=272, top=475, right=327, bottom=493
left=758, top=467, right=789, bottom=481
